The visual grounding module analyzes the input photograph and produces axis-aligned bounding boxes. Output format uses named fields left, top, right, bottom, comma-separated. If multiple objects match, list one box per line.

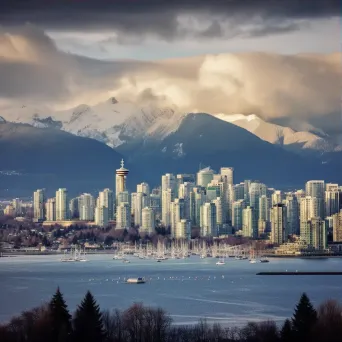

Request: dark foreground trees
left=1, top=291, right=342, bottom=342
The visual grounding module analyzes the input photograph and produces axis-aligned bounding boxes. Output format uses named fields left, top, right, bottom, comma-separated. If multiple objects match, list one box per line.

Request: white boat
left=260, top=257, right=270, bottom=263
left=126, top=277, right=146, bottom=284
left=216, top=258, right=225, bottom=265
left=122, top=259, right=130, bottom=263
left=250, top=259, right=257, bottom=264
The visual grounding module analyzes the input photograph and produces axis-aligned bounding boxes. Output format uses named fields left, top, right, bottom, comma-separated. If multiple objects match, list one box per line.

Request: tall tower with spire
left=115, top=159, right=129, bottom=200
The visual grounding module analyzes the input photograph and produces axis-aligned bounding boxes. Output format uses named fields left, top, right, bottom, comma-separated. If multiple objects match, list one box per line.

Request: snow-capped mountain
left=0, top=98, right=184, bottom=148
left=0, top=97, right=339, bottom=155
left=215, top=113, right=338, bottom=154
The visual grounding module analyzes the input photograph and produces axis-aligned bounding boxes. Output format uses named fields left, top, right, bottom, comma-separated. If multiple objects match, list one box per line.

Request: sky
left=0, top=0, right=339, bottom=60
left=0, top=0, right=340, bottom=135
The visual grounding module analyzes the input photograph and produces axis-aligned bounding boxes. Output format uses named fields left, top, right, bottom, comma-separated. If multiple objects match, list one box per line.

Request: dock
left=257, top=272, right=342, bottom=276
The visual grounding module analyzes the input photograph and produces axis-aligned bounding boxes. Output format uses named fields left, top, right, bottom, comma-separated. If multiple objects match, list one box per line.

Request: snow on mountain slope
left=0, top=98, right=184, bottom=148
left=215, top=113, right=335, bottom=153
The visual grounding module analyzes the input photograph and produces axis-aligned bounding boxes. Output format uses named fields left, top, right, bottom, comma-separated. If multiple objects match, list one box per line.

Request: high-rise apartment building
left=141, top=207, right=155, bottom=234
left=220, top=167, right=234, bottom=186
left=56, top=188, right=68, bottom=221
left=311, top=218, right=327, bottom=250
left=98, top=189, right=114, bottom=220
left=286, top=194, right=299, bottom=235
left=170, top=198, right=185, bottom=237
left=46, top=198, right=56, bottom=221
left=79, top=193, right=95, bottom=221
left=332, top=210, right=342, bottom=242
left=242, top=206, right=258, bottom=238
left=200, top=202, right=217, bottom=237
left=197, top=167, right=214, bottom=187
left=325, top=189, right=340, bottom=217
left=33, top=189, right=45, bottom=221
left=95, top=205, right=109, bottom=227
left=270, top=203, right=288, bottom=244
left=175, top=219, right=191, bottom=240
left=232, top=200, right=246, bottom=230
left=305, top=180, right=325, bottom=218
left=116, top=202, right=131, bottom=229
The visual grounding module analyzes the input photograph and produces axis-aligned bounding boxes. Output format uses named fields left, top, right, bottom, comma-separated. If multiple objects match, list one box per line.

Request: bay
left=0, top=255, right=341, bottom=326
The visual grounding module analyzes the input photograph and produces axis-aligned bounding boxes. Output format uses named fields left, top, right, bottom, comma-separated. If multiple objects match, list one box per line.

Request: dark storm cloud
left=0, top=0, right=338, bottom=39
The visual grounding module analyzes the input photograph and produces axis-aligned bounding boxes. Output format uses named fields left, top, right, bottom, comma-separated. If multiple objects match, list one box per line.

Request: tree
left=291, top=293, right=317, bottom=342
left=49, top=287, right=72, bottom=342
left=280, top=319, right=292, bottom=342
left=73, top=291, right=105, bottom=342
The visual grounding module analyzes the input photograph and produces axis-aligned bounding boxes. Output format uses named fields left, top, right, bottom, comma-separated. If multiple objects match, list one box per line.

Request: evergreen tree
left=73, top=291, right=105, bottom=342
left=49, top=287, right=72, bottom=342
left=280, top=319, right=292, bottom=342
left=291, top=293, right=317, bottom=342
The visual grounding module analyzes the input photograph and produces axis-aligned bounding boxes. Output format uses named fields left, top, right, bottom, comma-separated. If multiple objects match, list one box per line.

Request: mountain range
left=2, top=98, right=340, bottom=155
left=1, top=99, right=342, bottom=196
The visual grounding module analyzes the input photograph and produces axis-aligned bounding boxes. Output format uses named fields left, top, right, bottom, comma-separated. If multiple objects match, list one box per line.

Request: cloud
left=0, top=26, right=340, bottom=135
left=0, top=0, right=339, bottom=41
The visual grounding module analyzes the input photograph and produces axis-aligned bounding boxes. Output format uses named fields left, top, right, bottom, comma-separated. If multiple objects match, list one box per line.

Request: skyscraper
left=325, top=189, right=340, bottom=217
left=175, top=219, right=191, bottom=240
left=141, top=207, right=155, bottom=234
left=242, top=206, right=258, bottom=238
left=33, top=189, right=45, bottom=221
left=161, top=173, right=176, bottom=227
left=56, top=188, right=68, bottom=221
left=98, top=188, right=114, bottom=220
left=79, top=193, right=95, bottom=221
left=200, top=202, right=217, bottom=237
left=286, top=194, right=299, bottom=235
left=197, top=167, right=214, bottom=187
left=305, top=180, right=325, bottom=218
left=116, top=202, right=131, bottom=229
left=95, top=205, right=109, bottom=227
left=332, top=210, right=342, bottom=242
left=311, top=218, right=327, bottom=250
left=220, top=167, right=234, bottom=186
left=232, top=200, right=246, bottom=231
left=45, top=198, right=56, bottom=221
left=170, top=198, right=185, bottom=237
left=270, top=203, right=288, bottom=244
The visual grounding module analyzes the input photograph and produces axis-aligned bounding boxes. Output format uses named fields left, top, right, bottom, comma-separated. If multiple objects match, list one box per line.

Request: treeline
left=1, top=290, right=342, bottom=342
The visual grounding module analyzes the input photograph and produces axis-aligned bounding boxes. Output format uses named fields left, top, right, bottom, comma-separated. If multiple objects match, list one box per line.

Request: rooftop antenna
left=121, top=159, right=124, bottom=168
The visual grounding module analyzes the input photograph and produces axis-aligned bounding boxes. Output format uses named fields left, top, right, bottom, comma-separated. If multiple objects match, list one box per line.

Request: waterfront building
left=98, top=188, right=114, bottom=220
left=69, top=197, right=79, bottom=219
left=242, top=206, right=258, bottom=238
left=175, top=219, right=191, bottom=240
left=141, top=207, right=155, bottom=234
left=270, top=203, right=288, bottom=244
left=116, top=202, right=131, bottom=229
left=79, top=193, right=95, bottom=221
left=212, top=197, right=223, bottom=228
left=286, top=194, right=299, bottom=235
left=200, top=202, right=217, bottom=237
left=46, top=198, right=56, bottom=221
left=170, top=198, right=185, bottom=237
left=161, top=188, right=173, bottom=227
left=232, top=200, right=246, bottom=230
left=132, top=192, right=145, bottom=226
left=56, top=188, right=68, bottom=221
left=161, top=173, right=176, bottom=227
left=190, top=187, right=206, bottom=226
left=332, top=210, right=342, bottom=242
left=310, top=217, right=327, bottom=250
left=249, top=182, right=267, bottom=222
left=33, top=189, right=45, bottom=221
left=95, top=205, right=109, bottom=227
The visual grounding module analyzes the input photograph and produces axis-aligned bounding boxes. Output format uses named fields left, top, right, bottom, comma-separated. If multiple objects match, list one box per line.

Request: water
left=0, top=255, right=341, bottom=326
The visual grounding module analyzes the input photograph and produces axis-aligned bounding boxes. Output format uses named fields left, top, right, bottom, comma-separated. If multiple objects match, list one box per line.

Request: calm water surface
left=0, top=255, right=341, bottom=325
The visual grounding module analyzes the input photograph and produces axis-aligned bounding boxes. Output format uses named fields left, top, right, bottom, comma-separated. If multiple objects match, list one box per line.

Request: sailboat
left=249, top=248, right=257, bottom=264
